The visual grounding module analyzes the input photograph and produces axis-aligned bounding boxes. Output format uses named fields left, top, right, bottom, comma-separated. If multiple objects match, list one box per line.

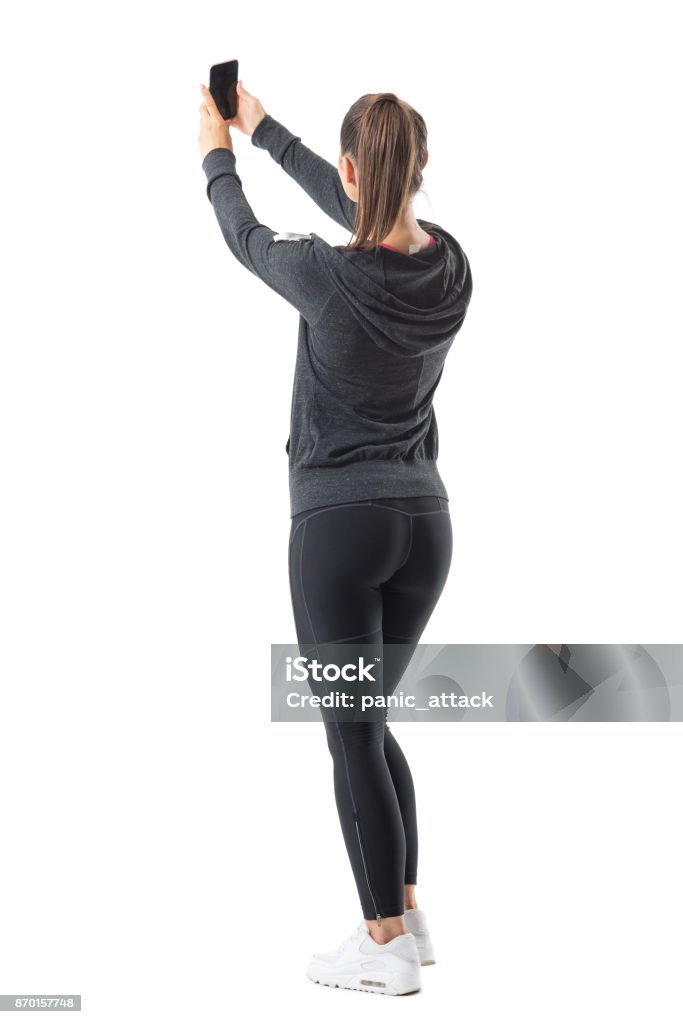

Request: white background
left=1, top=0, right=682, bottom=1020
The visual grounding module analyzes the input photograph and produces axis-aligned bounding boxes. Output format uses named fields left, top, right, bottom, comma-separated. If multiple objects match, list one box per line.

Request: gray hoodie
left=202, top=113, right=473, bottom=516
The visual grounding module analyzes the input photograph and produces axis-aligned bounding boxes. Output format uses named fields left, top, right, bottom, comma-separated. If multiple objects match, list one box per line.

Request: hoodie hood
left=309, top=219, right=473, bottom=358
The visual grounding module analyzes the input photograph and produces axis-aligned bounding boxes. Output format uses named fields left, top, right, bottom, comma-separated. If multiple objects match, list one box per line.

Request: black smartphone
left=209, top=59, right=239, bottom=120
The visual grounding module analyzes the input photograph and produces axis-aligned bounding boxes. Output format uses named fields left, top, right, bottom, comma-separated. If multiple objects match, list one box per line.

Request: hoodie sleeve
left=202, top=146, right=335, bottom=325
left=250, top=114, right=357, bottom=232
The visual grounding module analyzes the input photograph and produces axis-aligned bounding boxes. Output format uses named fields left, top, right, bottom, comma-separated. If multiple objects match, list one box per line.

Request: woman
left=198, top=80, right=473, bottom=996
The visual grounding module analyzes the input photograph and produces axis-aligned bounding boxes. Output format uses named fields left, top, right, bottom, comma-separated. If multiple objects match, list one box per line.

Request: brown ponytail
left=340, top=92, right=428, bottom=251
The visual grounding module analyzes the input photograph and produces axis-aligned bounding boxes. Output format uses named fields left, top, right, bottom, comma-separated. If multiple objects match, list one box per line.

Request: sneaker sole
left=306, top=963, right=421, bottom=996
left=413, top=938, right=436, bottom=966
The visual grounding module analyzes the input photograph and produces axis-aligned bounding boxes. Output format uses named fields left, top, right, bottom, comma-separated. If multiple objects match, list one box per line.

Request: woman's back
left=286, top=220, right=472, bottom=515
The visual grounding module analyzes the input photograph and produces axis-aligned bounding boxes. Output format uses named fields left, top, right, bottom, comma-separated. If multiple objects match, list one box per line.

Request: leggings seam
left=290, top=502, right=377, bottom=543
left=298, top=519, right=317, bottom=650
left=299, top=629, right=382, bottom=650
left=370, top=506, right=449, bottom=518
left=290, top=502, right=449, bottom=544
left=396, top=515, right=414, bottom=574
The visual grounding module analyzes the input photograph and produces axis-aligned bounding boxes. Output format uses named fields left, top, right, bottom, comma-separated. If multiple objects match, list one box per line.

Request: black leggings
left=288, top=494, right=453, bottom=919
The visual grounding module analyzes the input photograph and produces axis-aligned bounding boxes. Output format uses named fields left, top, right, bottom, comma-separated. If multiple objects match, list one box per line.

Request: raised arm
left=250, top=114, right=358, bottom=232
left=202, top=146, right=335, bottom=327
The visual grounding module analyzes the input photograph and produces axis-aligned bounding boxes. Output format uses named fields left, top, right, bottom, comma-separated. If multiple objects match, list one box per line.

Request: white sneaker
left=306, top=921, right=421, bottom=995
left=404, top=908, right=436, bottom=965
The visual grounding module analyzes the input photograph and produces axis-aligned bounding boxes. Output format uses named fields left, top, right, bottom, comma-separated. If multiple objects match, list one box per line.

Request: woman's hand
left=198, top=83, right=233, bottom=160
left=229, top=80, right=268, bottom=138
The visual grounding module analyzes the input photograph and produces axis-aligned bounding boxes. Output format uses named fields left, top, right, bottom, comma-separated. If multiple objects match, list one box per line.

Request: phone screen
left=209, top=59, right=238, bottom=120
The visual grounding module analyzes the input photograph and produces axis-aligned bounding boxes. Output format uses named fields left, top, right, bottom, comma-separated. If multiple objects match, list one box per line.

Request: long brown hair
left=340, top=92, right=428, bottom=251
